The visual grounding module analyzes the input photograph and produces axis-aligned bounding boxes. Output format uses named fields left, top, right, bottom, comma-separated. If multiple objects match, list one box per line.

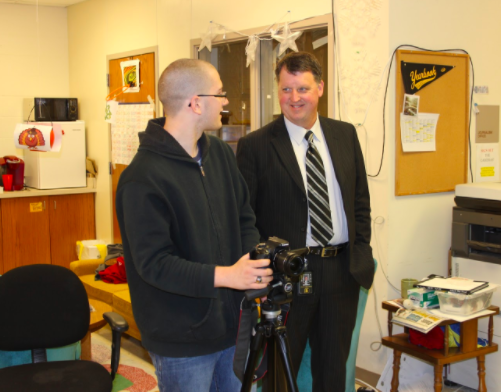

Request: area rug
left=91, top=333, right=158, bottom=392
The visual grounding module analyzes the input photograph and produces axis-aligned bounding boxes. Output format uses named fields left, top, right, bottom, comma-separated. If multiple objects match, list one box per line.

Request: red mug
left=2, top=174, right=13, bottom=191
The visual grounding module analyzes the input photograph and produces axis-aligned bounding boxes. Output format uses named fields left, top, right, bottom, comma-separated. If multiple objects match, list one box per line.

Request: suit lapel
left=271, top=116, right=306, bottom=195
left=320, top=116, right=345, bottom=190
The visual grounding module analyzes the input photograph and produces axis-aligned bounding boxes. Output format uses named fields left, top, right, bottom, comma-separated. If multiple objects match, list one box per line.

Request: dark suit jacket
left=236, top=115, right=374, bottom=290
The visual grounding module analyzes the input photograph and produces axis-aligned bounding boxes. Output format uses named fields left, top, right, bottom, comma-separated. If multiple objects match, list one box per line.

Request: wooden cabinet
left=0, top=193, right=95, bottom=274
left=1, top=196, right=51, bottom=273
left=49, top=194, right=95, bottom=268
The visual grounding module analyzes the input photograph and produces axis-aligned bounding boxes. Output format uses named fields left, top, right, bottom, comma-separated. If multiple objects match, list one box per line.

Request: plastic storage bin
left=436, top=286, right=496, bottom=316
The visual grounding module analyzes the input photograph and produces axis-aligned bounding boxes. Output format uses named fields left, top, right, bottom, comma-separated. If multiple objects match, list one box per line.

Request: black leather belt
left=308, top=243, right=348, bottom=258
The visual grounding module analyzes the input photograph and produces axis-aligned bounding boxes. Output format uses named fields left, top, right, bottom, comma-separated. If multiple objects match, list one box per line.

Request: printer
left=449, top=182, right=501, bottom=390
left=452, top=182, right=501, bottom=265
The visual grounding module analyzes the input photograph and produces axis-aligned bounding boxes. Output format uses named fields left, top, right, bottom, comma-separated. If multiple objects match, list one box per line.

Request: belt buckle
left=321, top=247, right=336, bottom=257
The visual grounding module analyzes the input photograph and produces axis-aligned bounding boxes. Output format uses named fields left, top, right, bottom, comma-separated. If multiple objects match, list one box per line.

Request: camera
left=250, top=236, right=306, bottom=277
left=249, top=237, right=307, bottom=304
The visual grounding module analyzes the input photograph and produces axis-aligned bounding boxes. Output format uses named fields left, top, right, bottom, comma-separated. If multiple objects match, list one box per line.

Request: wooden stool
left=381, top=301, right=499, bottom=392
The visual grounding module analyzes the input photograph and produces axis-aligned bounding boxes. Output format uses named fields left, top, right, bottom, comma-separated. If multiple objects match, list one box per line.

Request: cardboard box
left=407, top=287, right=439, bottom=308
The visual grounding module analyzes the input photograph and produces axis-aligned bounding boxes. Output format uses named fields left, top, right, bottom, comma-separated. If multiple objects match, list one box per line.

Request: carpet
left=91, top=333, right=158, bottom=392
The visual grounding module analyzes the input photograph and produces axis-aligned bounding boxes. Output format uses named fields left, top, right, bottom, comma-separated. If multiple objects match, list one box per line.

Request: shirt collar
left=284, top=114, right=321, bottom=146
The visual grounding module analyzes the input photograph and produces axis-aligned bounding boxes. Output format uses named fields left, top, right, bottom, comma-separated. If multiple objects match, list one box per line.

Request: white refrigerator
left=24, top=120, right=87, bottom=189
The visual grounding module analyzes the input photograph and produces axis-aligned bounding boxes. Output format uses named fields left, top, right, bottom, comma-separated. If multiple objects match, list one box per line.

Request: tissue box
left=407, top=287, right=439, bottom=308
left=76, top=240, right=107, bottom=260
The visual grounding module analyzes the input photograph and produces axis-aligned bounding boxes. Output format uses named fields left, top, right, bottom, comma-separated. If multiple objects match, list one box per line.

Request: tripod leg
left=267, top=339, right=275, bottom=391
left=241, top=325, right=265, bottom=392
left=275, top=325, right=299, bottom=392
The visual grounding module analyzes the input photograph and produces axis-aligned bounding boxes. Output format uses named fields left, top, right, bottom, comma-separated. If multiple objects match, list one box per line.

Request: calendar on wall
left=111, top=103, right=154, bottom=165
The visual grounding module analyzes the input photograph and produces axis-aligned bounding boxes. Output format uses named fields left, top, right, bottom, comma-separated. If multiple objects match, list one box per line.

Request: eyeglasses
left=188, top=92, right=227, bottom=107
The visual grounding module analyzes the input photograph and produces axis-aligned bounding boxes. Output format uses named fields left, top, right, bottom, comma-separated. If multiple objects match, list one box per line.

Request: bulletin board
left=395, top=50, right=470, bottom=196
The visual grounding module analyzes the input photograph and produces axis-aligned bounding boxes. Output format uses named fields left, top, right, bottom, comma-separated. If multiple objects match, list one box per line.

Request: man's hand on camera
left=214, top=253, right=273, bottom=290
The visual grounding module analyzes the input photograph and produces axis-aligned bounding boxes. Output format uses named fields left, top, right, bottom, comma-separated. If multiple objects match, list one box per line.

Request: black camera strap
left=234, top=298, right=258, bottom=382
left=233, top=299, right=290, bottom=383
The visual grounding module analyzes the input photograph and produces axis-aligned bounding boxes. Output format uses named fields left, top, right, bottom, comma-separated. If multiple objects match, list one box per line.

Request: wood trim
left=382, top=334, right=498, bottom=365
left=0, top=200, right=3, bottom=274
left=355, top=366, right=381, bottom=391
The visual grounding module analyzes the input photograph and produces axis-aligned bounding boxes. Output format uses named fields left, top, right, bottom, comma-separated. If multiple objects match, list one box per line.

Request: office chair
left=0, top=264, right=129, bottom=392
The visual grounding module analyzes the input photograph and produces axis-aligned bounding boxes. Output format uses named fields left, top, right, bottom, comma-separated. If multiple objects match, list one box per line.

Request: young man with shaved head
left=116, top=59, right=272, bottom=392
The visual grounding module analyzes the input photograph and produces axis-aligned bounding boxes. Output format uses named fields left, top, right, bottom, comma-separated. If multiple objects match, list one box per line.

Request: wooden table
left=381, top=301, right=499, bottom=392
left=81, top=298, right=112, bottom=360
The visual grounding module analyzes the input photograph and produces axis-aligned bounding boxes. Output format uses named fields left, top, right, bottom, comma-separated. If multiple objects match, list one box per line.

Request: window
left=198, top=40, right=250, bottom=152
left=193, top=14, right=333, bottom=138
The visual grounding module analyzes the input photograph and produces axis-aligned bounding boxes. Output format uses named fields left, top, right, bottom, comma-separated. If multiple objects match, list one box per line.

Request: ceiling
left=0, top=0, right=85, bottom=7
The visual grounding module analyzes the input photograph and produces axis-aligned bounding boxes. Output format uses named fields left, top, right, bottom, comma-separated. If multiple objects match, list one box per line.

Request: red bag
left=409, top=326, right=444, bottom=350
left=98, top=256, right=127, bottom=284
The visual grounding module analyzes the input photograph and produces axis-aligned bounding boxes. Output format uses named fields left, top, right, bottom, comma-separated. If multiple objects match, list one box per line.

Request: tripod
left=240, top=300, right=298, bottom=392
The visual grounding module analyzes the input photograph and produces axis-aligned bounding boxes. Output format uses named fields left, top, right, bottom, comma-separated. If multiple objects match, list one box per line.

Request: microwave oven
left=23, top=98, right=78, bottom=122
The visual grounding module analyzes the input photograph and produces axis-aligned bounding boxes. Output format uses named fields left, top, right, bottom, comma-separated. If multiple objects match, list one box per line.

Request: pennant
left=401, top=61, right=454, bottom=95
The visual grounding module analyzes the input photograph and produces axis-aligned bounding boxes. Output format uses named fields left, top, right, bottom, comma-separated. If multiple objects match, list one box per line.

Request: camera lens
left=273, top=252, right=305, bottom=277
left=285, top=255, right=305, bottom=276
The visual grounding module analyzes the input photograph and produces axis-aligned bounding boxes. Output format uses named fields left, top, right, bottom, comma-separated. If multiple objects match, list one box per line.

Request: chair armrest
left=103, top=312, right=129, bottom=334
left=103, top=312, right=129, bottom=380
left=69, top=258, right=104, bottom=276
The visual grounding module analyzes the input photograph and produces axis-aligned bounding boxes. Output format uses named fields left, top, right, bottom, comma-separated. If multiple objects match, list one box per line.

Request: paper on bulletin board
left=475, top=105, right=499, bottom=143
left=121, top=59, right=140, bottom=93
left=105, top=99, right=119, bottom=124
left=13, top=122, right=62, bottom=152
left=400, top=113, right=439, bottom=152
left=111, top=103, right=154, bottom=165
left=476, top=143, right=499, bottom=182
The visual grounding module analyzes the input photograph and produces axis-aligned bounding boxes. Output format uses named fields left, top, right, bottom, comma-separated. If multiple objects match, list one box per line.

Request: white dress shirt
left=284, top=115, right=349, bottom=247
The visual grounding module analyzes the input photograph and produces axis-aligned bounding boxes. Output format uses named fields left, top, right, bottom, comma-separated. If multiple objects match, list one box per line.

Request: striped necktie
left=304, top=130, right=334, bottom=246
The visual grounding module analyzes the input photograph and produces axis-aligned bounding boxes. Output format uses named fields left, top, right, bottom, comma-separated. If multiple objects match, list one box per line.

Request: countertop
left=0, top=185, right=96, bottom=199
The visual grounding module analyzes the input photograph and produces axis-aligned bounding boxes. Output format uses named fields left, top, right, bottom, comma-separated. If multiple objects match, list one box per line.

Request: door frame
left=106, top=46, right=159, bottom=242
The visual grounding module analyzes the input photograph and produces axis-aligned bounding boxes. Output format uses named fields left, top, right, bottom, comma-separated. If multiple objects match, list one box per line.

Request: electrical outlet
left=474, top=86, right=489, bottom=94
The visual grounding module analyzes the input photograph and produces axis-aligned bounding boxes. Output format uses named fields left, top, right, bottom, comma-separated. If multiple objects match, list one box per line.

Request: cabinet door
left=0, top=201, right=3, bottom=274
left=1, top=197, right=51, bottom=273
left=49, top=193, right=96, bottom=269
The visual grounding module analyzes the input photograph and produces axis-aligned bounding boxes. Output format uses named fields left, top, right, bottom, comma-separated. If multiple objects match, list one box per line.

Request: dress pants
left=264, top=250, right=360, bottom=392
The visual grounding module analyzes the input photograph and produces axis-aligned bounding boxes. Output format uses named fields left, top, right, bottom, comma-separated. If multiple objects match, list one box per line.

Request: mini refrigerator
left=24, top=120, right=87, bottom=189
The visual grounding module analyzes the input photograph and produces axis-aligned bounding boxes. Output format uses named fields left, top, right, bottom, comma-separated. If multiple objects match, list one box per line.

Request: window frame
left=190, top=14, right=335, bottom=130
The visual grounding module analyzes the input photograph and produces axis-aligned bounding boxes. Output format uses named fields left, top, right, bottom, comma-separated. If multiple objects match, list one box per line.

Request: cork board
left=395, top=50, right=470, bottom=196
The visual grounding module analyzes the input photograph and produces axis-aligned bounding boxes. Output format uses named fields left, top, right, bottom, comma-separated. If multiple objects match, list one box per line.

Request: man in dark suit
left=236, top=52, right=374, bottom=392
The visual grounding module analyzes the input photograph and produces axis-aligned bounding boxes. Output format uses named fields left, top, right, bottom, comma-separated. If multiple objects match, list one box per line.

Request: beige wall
left=0, top=4, right=69, bottom=158
left=190, top=0, right=330, bottom=38
left=67, top=0, right=191, bottom=243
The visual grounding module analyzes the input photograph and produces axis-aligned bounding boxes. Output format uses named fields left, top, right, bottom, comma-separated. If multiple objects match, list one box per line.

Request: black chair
left=0, top=264, right=129, bottom=392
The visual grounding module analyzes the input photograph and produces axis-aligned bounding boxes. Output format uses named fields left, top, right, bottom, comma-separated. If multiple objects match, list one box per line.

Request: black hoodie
left=116, top=118, right=259, bottom=357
